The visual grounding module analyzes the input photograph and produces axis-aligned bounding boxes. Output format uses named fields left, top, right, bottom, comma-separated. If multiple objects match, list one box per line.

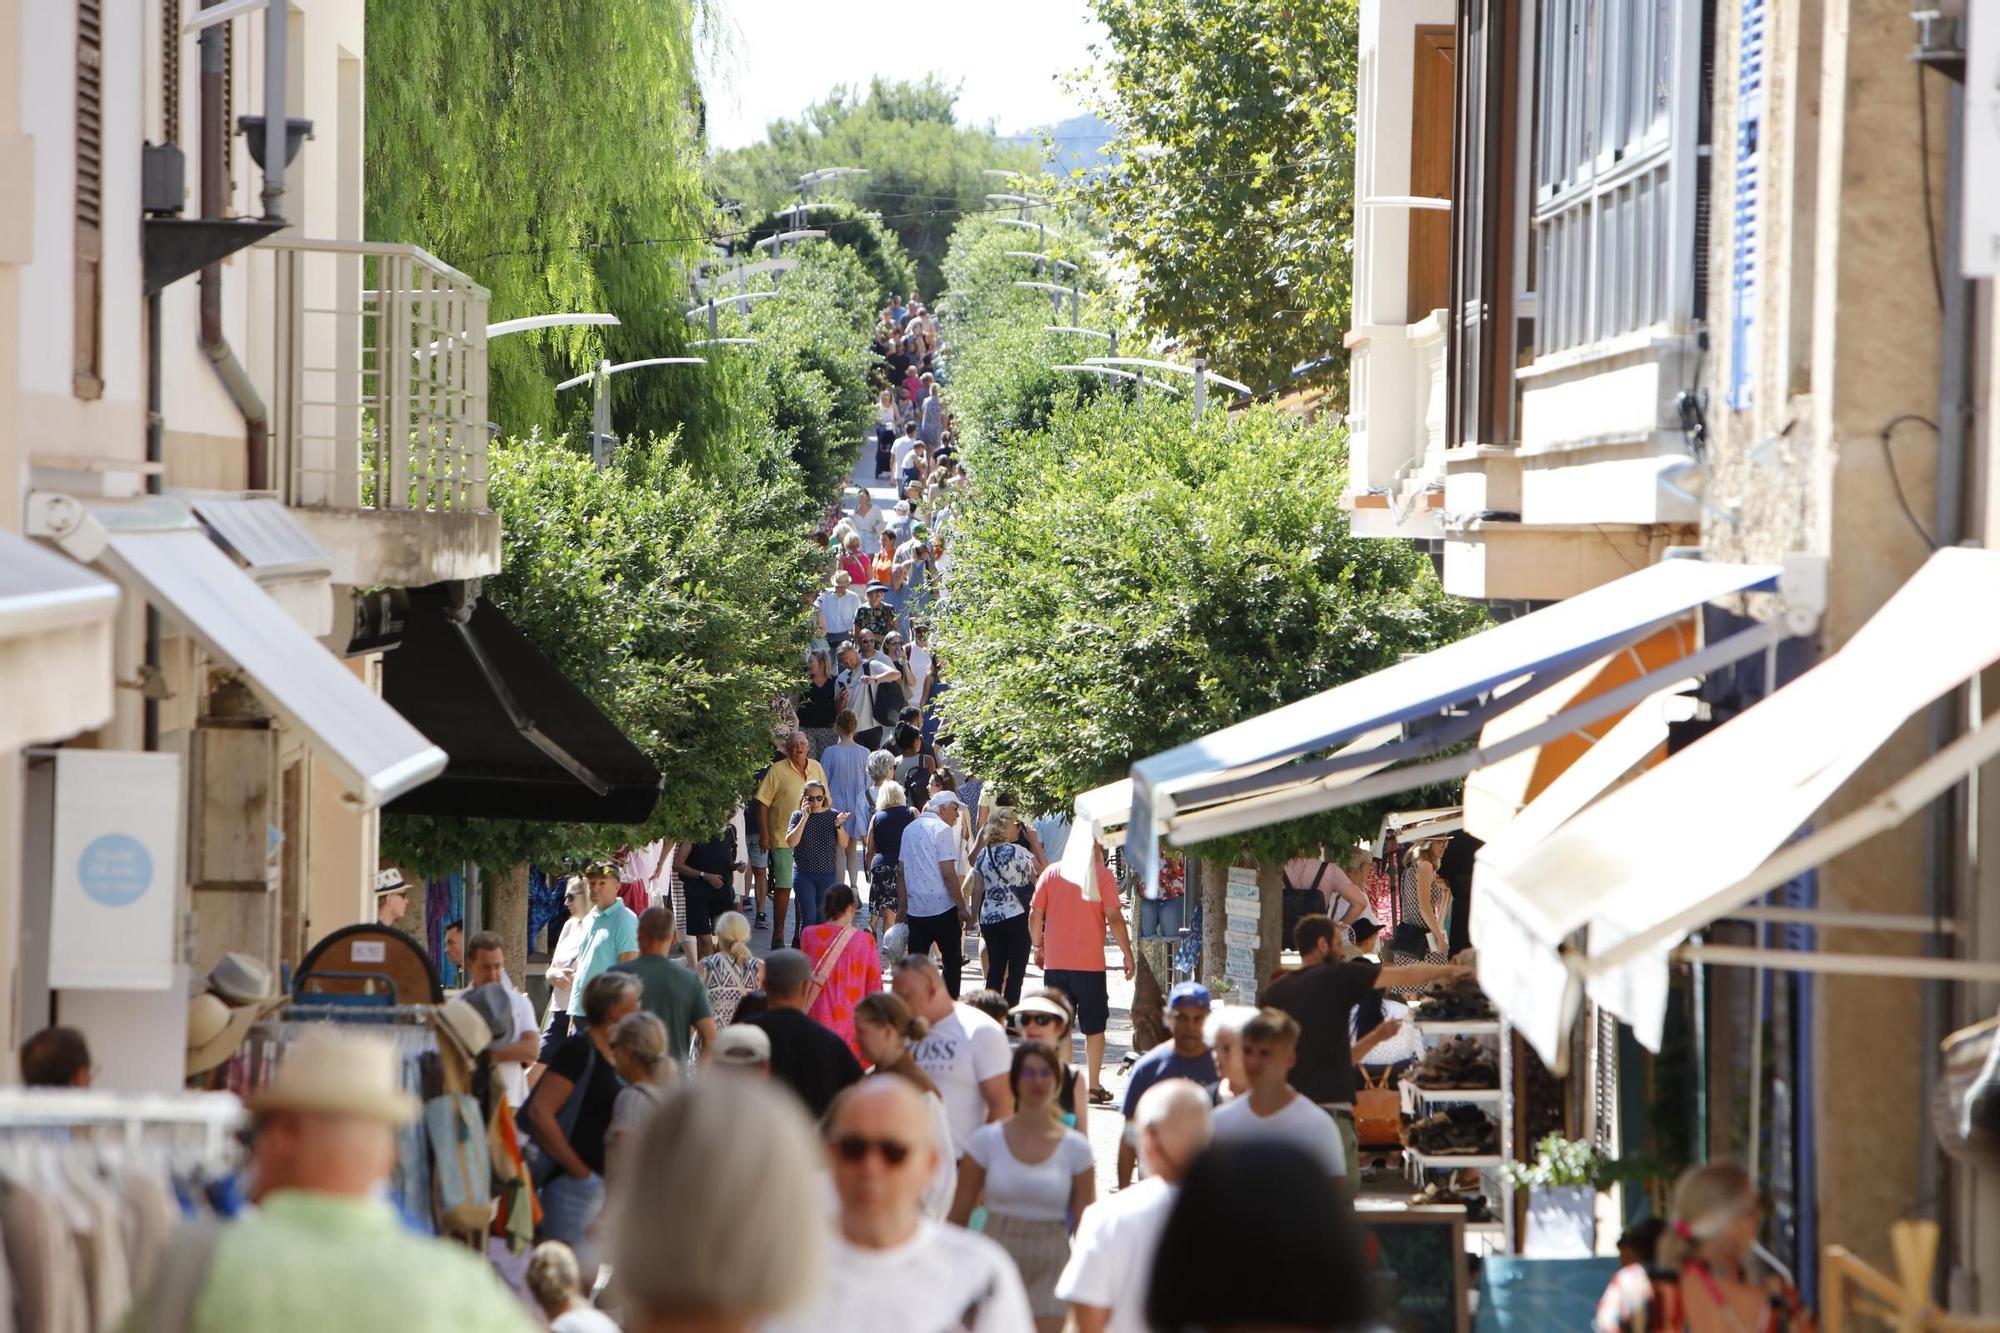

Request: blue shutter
left=1727, top=0, right=1766, bottom=411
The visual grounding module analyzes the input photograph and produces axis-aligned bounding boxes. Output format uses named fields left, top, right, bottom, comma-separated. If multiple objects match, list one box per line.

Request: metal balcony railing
left=268, top=238, right=491, bottom=514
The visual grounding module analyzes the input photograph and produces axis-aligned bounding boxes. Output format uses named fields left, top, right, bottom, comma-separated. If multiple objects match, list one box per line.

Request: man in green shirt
left=565, top=859, right=641, bottom=1033
left=612, top=906, right=718, bottom=1065
left=128, top=1031, right=533, bottom=1332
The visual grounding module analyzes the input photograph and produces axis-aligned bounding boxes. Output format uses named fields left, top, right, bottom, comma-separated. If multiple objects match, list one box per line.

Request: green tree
left=366, top=0, right=717, bottom=444
left=1058, top=0, right=1360, bottom=393
left=710, top=77, right=1040, bottom=297
left=381, top=437, right=819, bottom=873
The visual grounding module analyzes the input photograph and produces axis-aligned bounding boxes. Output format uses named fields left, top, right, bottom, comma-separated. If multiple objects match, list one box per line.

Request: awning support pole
left=1675, top=943, right=2000, bottom=984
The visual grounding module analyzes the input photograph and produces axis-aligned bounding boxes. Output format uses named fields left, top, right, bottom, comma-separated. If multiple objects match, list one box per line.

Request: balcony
left=266, top=238, right=502, bottom=588
left=1342, top=311, right=1447, bottom=538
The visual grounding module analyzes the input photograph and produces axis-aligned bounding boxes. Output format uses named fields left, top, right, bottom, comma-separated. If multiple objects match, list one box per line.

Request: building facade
left=1349, top=0, right=1999, bottom=1302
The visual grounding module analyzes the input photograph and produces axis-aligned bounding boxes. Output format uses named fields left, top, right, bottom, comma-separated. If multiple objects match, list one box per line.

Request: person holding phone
left=785, top=780, right=851, bottom=942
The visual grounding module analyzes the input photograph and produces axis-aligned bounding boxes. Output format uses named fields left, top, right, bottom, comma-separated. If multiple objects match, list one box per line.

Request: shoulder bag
left=802, top=925, right=857, bottom=1010
left=514, top=1039, right=598, bottom=1188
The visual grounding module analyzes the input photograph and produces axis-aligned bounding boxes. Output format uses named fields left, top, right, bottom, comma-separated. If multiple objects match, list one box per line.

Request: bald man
left=1057, top=1078, right=1216, bottom=1333
left=764, top=1076, right=1033, bottom=1333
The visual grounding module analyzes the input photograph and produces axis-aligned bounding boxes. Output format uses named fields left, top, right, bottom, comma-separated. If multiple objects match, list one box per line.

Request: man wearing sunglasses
left=765, top=1076, right=1033, bottom=1333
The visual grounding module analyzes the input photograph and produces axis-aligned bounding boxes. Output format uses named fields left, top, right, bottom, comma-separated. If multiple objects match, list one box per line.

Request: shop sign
left=49, top=750, right=182, bottom=990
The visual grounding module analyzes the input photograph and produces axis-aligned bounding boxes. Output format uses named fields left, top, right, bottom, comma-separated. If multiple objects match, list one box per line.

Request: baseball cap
left=926, top=789, right=963, bottom=814
left=1168, top=981, right=1213, bottom=1011
left=582, top=860, right=620, bottom=880
left=711, top=1024, right=772, bottom=1067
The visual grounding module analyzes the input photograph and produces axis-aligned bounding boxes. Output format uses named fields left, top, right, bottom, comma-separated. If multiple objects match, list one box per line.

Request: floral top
left=700, top=952, right=765, bottom=1027
left=1159, top=852, right=1187, bottom=900
left=801, top=922, right=884, bottom=1060
left=854, top=603, right=897, bottom=639
left=1594, top=1262, right=1816, bottom=1333
left=973, top=843, right=1035, bottom=924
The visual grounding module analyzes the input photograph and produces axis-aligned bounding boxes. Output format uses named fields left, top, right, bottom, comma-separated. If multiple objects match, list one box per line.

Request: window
left=1407, top=27, right=1456, bottom=320
left=1726, top=0, right=1765, bottom=409
left=74, top=0, right=104, bottom=400
left=1446, top=0, right=1524, bottom=451
left=1531, top=0, right=1696, bottom=359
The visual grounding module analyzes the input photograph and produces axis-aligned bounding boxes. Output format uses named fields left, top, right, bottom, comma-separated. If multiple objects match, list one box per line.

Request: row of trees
left=364, top=12, right=950, bottom=871
left=929, top=199, right=1481, bottom=1026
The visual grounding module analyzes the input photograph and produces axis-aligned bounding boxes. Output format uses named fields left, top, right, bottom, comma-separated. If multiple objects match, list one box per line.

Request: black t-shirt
left=1260, top=961, right=1381, bottom=1106
left=681, top=830, right=737, bottom=888
left=542, top=1033, right=623, bottom=1175
left=747, top=1008, right=864, bottom=1118
left=869, top=806, right=917, bottom=863
left=798, top=676, right=837, bottom=727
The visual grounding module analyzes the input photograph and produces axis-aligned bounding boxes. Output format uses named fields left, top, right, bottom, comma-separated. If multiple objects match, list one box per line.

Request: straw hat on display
left=207, top=952, right=283, bottom=1009
left=186, top=993, right=262, bottom=1077
left=244, top=1032, right=419, bottom=1125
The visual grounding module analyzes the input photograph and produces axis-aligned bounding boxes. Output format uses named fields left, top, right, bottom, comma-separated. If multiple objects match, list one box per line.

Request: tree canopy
left=710, top=77, right=1041, bottom=297
left=1058, top=0, right=1360, bottom=393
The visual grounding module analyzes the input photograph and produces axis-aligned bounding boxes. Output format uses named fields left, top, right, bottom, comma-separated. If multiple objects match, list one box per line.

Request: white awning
left=187, top=496, right=335, bottom=636
left=0, top=532, right=120, bottom=749
left=43, top=498, right=446, bottom=808
left=1474, top=547, right=2000, bottom=1066
left=1122, top=558, right=1798, bottom=892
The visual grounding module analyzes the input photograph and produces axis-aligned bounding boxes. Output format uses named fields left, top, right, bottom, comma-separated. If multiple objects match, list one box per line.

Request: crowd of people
left=33, top=286, right=1811, bottom=1333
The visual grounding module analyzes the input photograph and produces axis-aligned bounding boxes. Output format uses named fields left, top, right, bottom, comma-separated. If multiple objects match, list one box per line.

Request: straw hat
left=244, top=1032, right=419, bottom=1125
left=186, top=992, right=262, bottom=1077
left=434, top=990, right=502, bottom=1062
left=207, top=952, right=283, bottom=1009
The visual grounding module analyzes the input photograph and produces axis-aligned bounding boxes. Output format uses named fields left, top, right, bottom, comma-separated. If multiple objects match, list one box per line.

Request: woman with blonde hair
left=700, top=910, right=765, bottom=1027
left=865, top=777, right=916, bottom=933
left=525, top=1241, right=617, bottom=1332
left=1594, top=1161, right=1814, bottom=1332
left=606, top=1011, right=673, bottom=1177
left=854, top=991, right=956, bottom=1217
left=963, top=809, right=1036, bottom=1004
left=610, top=1080, right=826, bottom=1331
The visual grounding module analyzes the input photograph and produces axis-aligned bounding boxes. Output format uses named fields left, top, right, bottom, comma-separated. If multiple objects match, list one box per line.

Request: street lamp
left=1046, top=324, right=1120, bottom=358
left=1082, top=356, right=1253, bottom=421
left=1051, top=365, right=1183, bottom=396
left=555, top=357, right=708, bottom=468
left=685, top=289, right=780, bottom=339
left=1015, top=279, right=1082, bottom=324
left=797, top=166, right=868, bottom=200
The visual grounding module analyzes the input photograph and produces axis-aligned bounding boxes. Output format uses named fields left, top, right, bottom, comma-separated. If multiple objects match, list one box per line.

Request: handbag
left=803, top=925, right=857, bottom=1010
left=1354, top=1065, right=1403, bottom=1149
left=515, top=1039, right=598, bottom=1188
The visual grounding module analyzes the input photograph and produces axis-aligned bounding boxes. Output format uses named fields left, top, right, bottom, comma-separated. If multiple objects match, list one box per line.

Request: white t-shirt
left=552, top=1308, right=620, bottom=1333
left=891, top=435, right=919, bottom=474
left=910, top=1004, right=1012, bottom=1154
left=818, top=587, right=862, bottom=634
left=836, top=665, right=877, bottom=733
left=908, top=642, right=933, bottom=695
left=899, top=812, right=962, bottom=919
left=1054, top=1176, right=1178, bottom=1333
left=497, top=984, right=538, bottom=1109
left=760, top=1220, right=1033, bottom=1333
left=965, top=1123, right=1094, bottom=1223
left=920, top=1091, right=959, bottom=1219
left=1211, top=1091, right=1347, bottom=1177
left=851, top=504, right=887, bottom=552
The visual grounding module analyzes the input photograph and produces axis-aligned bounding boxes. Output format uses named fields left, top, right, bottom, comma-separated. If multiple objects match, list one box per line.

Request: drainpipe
left=1920, top=68, right=1973, bottom=1261
left=198, top=2, right=270, bottom=491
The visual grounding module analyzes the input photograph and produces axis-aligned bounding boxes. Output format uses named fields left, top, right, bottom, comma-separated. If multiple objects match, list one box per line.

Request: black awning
left=382, top=585, right=661, bottom=823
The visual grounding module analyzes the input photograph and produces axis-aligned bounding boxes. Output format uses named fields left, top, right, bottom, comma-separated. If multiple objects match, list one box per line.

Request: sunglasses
left=831, top=1134, right=913, bottom=1167
left=1019, top=1013, right=1064, bottom=1028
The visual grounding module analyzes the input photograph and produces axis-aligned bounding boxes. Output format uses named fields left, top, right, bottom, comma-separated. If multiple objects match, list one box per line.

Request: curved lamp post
left=1082, top=356, right=1253, bottom=421
left=556, top=357, right=707, bottom=468
left=685, top=289, right=780, bottom=339
left=1051, top=364, right=1183, bottom=396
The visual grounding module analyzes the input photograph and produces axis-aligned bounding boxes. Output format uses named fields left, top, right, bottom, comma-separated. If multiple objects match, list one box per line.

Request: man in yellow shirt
left=755, top=729, right=827, bottom=946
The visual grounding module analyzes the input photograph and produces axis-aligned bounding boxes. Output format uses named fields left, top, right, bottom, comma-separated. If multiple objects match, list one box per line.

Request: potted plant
left=1502, top=1133, right=1607, bottom=1257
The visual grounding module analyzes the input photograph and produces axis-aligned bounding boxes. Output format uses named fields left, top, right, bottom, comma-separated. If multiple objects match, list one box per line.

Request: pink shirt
left=1031, top=861, right=1121, bottom=972
left=802, top=922, right=883, bottom=1060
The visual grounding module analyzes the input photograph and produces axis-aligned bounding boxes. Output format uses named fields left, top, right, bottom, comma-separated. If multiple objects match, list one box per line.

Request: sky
left=700, top=1, right=1107, bottom=151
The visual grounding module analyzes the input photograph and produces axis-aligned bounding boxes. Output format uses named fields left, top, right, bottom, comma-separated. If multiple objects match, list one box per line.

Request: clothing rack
left=0, top=1088, right=245, bottom=1159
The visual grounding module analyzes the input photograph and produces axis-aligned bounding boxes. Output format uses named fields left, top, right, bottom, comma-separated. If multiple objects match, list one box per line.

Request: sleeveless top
left=701, top=952, right=765, bottom=1026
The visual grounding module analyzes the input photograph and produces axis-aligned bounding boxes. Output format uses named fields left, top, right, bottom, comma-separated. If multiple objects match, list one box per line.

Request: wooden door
left=1407, top=26, right=1457, bottom=321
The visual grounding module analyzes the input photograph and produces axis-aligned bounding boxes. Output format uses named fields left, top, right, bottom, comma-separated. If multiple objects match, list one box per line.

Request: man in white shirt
left=464, top=932, right=539, bottom=1108
left=836, top=637, right=901, bottom=750
left=894, top=790, right=975, bottom=996
left=1210, top=1008, right=1346, bottom=1177
left=819, top=570, right=863, bottom=654
left=890, top=431, right=919, bottom=482
left=1057, top=1078, right=1214, bottom=1333
left=891, top=952, right=1012, bottom=1155
left=764, top=1076, right=1032, bottom=1333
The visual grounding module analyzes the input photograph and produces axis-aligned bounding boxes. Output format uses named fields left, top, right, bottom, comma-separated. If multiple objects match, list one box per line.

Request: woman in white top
left=525, top=1240, right=619, bottom=1333
left=532, top=876, right=592, bottom=1079
left=949, top=1042, right=1096, bottom=1332
left=605, top=1012, right=674, bottom=1178
left=850, top=488, right=887, bottom=554
left=854, top=992, right=958, bottom=1218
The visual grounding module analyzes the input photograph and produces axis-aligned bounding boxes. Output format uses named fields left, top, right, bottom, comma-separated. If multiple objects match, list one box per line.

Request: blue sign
left=77, top=833, right=153, bottom=907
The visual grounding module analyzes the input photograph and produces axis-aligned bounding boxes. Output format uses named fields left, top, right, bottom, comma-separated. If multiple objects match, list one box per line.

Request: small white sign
left=350, top=940, right=387, bottom=963
left=1226, top=944, right=1257, bottom=974
left=49, top=751, right=183, bottom=991
left=1225, top=928, right=1261, bottom=949
left=1226, top=867, right=1259, bottom=900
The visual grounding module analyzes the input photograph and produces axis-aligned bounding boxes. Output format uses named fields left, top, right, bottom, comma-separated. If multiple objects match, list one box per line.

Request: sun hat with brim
left=186, top=992, right=263, bottom=1077
left=711, top=1024, right=772, bottom=1067
left=434, top=993, right=500, bottom=1062
left=244, top=1032, right=420, bottom=1125
left=1010, top=995, right=1073, bottom=1025
left=207, top=951, right=283, bottom=1010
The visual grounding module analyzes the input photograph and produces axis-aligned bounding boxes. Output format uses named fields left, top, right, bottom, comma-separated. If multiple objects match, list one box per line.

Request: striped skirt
left=981, top=1212, right=1073, bottom=1318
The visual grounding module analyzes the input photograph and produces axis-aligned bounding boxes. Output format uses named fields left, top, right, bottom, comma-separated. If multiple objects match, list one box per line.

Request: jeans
left=540, top=1170, right=606, bottom=1272
left=1139, top=894, right=1187, bottom=940
left=980, top=913, right=1032, bottom=1006
left=906, top=908, right=965, bottom=997
left=794, top=868, right=837, bottom=931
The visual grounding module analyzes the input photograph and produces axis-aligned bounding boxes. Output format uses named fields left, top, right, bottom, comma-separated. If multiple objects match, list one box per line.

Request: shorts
left=535, top=1007, right=574, bottom=1064
left=746, top=823, right=769, bottom=870
left=1139, top=895, right=1186, bottom=939
left=1042, top=968, right=1109, bottom=1035
left=682, top=876, right=727, bottom=937
left=769, top=846, right=795, bottom=890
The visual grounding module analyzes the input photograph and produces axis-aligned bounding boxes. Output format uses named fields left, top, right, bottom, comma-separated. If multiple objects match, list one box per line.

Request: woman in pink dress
left=799, top=882, right=882, bottom=1060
